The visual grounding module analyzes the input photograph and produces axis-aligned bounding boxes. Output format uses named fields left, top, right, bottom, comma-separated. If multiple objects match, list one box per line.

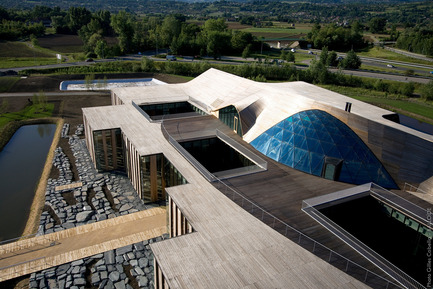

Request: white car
left=291, top=48, right=296, bottom=53
left=387, top=64, right=395, bottom=68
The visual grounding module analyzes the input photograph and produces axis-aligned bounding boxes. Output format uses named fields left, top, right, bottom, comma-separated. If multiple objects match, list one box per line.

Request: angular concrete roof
left=111, top=68, right=433, bottom=143
left=83, top=70, right=377, bottom=288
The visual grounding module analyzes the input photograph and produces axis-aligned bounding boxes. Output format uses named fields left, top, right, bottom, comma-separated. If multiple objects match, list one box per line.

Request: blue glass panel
left=345, top=161, right=362, bottom=181
left=310, top=152, right=324, bottom=176
left=325, top=145, right=342, bottom=159
left=294, top=134, right=306, bottom=147
left=339, top=163, right=354, bottom=183
left=274, top=129, right=284, bottom=141
left=266, top=137, right=282, bottom=161
left=276, top=121, right=285, bottom=129
left=293, top=124, right=305, bottom=136
left=306, top=138, right=323, bottom=154
left=252, top=134, right=271, bottom=155
left=283, top=122, right=294, bottom=133
left=316, top=130, right=333, bottom=142
left=282, top=132, right=295, bottom=145
left=250, top=109, right=397, bottom=189
left=294, top=148, right=311, bottom=174
left=336, top=145, right=353, bottom=159
left=354, top=165, right=373, bottom=185
left=280, top=146, right=294, bottom=167
left=296, top=137, right=309, bottom=150
left=304, top=127, right=317, bottom=138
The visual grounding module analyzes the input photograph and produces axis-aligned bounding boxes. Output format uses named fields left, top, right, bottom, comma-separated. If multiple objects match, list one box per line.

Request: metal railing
left=0, top=256, right=53, bottom=282
left=404, top=183, right=428, bottom=195
left=0, top=234, right=57, bottom=256
left=213, top=179, right=402, bottom=289
left=370, top=183, right=431, bottom=228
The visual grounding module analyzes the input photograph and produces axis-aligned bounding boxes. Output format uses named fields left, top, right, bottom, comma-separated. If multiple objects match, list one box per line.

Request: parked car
left=291, top=48, right=296, bottom=53
left=166, top=55, right=177, bottom=61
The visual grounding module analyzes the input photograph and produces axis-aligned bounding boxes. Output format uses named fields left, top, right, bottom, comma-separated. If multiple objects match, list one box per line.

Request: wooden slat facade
left=80, top=68, right=433, bottom=288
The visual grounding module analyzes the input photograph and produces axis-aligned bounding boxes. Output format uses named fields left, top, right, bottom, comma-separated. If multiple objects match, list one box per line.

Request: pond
left=0, top=124, right=56, bottom=241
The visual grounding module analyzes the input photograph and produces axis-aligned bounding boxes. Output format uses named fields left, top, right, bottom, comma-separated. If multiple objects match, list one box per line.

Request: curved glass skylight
left=250, top=110, right=398, bottom=189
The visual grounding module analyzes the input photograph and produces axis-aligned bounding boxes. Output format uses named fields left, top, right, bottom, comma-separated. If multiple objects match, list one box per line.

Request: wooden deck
left=0, top=207, right=167, bottom=282
left=163, top=115, right=415, bottom=285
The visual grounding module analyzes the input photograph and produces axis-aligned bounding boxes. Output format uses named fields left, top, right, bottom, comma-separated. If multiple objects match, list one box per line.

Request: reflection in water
left=0, top=124, right=56, bottom=241
left=37, top=124, right=53, bottom=138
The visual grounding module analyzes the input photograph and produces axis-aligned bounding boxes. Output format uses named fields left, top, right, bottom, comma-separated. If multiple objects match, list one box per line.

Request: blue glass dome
left=251, top=110, right=398, bottom=189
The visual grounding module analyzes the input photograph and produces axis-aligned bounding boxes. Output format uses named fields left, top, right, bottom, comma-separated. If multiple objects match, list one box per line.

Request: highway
left=1, top=49, right=433, bottom=84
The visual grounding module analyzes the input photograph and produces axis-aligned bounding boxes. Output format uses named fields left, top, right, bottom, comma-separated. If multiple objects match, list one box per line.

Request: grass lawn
left=242, top=27, right=308, bottom=37
left=0, top=103, right=54, bottom=130
left=320, top=84, right=433, bottom=124
left=0, top=57, right=58, bottom=69
left=0, top=41, right=59, bottom=68
left=358, top=46, right=433, bottom=66
left=0, top=77, right=20, bottom=92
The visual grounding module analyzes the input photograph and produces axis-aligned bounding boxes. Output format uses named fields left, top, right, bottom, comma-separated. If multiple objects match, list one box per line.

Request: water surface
left=0, top=124, right=56, bottom=241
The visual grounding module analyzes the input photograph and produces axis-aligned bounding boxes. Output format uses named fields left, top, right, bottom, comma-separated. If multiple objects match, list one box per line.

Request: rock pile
left=32, top=124, right=167, bottom=289
left=61, top=123, right=69, bottom=138
left=38, top=133, right=149, bottom=235
left=29, top=236, right=167, bottom=289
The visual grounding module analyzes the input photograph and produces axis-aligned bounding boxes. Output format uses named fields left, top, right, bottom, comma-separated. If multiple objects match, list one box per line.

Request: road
left=1, top=50, right=432, bottom=84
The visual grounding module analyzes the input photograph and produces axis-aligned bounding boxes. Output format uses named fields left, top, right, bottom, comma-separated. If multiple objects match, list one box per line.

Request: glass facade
left=219, top=105, right=243, bottom=137
left=251, top=110, right=398, bottom=189
left=93, top=128, right=125, bottom=172
left=140, top=154, right=187, bottom=203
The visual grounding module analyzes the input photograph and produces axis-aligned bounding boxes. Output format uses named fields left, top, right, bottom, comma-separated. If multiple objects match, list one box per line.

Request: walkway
left=0, top=207, right=167, bottom=282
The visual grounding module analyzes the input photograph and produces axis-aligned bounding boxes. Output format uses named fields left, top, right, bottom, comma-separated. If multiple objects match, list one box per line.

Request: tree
left=85, top=74, right=95, bottom=90
left=401, top=82, right=415, bottom=97
left=242, top=44, right=252, bottom=59
left=67, top=7, right=92, bottom=34
left=340, top=50, right=361, bottom=69
left=327, top=51, right=338, bottom=67
left=421, top=80, right=433, bottom=101
left=369, top=17, right=387, bottom=34
left=111, top=11, right=135, bottom=54
left=94, top=39, right=108, bottom=59
left=160, top=15, right=182, bottom=47
left=285, top=51, right=295, bottom=63
left=231, top=31, right=253, bottom=53
left=203, top=18, right=227, bottom=32
left=206, top=31, right=231, bottom=59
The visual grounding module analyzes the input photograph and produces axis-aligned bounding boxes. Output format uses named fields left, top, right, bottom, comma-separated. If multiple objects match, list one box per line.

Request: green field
left=0, top=42, right=53, bottom=58
left=358, top=46, right=433, bottom=66
left=0, top=58, right=58, bottom=69
left=320, top=84, right=433, bottom=124
left=242, top=27, right=310, bottom=34
left=0, top=102, right=54, bottom=129
left=0, top=77, right=20, bottom=92
left=0, top=42, right=59, bottom=68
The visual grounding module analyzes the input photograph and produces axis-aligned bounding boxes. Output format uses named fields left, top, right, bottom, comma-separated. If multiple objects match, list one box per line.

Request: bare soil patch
left=37, top=34, right=84, bottom=53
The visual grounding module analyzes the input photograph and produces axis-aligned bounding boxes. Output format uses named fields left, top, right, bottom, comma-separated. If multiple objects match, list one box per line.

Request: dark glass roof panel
left=251, top=109, right=398, bottom=189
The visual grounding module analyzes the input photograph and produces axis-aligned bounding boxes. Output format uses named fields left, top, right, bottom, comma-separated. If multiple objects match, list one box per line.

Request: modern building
left=82, top=68, right=433, bottom=288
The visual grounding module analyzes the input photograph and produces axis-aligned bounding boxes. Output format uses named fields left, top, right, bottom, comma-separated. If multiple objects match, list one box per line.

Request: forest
left=1, top=1, right=433, bottom=58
